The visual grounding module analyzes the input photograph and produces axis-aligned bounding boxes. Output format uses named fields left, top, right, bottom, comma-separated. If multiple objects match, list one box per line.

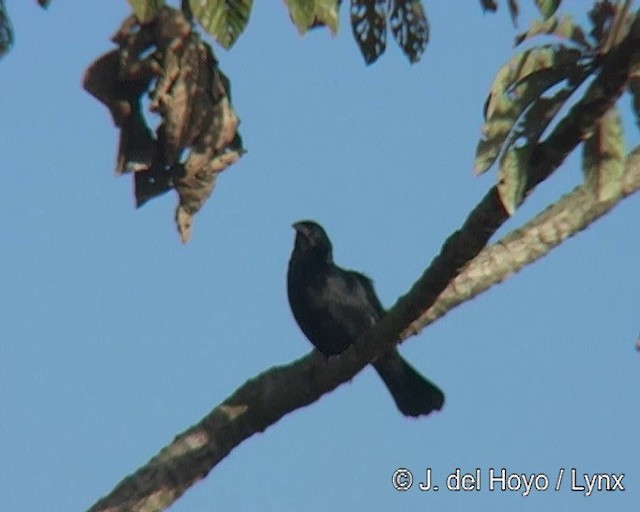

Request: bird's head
left=292, top=220, right=333, bottom=263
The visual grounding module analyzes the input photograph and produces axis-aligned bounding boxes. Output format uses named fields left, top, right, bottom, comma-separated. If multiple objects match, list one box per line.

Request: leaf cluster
left=84, top=6, right=244, bottom=243
left=480, top=0, right=561, bottom=25
left=475, top=1, right=636, bottom=213
left=129, top=0, right=430, bottom=65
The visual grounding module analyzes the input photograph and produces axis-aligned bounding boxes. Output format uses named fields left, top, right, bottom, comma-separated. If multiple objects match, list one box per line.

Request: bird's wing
left=316, top=268, right=384, bottom=341
left=347, top=270, right=386, bottom=317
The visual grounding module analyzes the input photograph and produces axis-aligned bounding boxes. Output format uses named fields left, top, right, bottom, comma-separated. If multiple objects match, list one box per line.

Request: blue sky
left=1, top=1, right=639, bottom=511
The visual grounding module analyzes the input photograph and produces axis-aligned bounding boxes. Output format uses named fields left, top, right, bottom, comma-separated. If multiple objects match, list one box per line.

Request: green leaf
left=535, top=0, right=560, bottom=20
left=497, top=145, right=531, bottom=215
left=629, top=79, right=640, bottom=129
left=189, top=0, right=253, bottom=49
left=628, top=64, right=640, bottom=130
left=389, top=0, right=429, bottom=64
left=582, top=107, right=625, bottom=202
left=128, top=0, right=165, bottom=23
left=284, top=0, right=340, bottom=35
left=285, top=0, right=315, bottom=34
left=479, top=0, right=498, bottom=13
left=588, top=1, right=615, bottom=46
left=475, top=45, right=582, bottom=174
left=508, top=0, right=519, bottom=25
left=351, top=0, right=387, bottom=64
left=0, top=0, right=12, bottom=59
left=312, top=0, right=340, bottom=34
left=513, top=85, right=575, bottom=144
left=515, top=14, right=589, bottom=48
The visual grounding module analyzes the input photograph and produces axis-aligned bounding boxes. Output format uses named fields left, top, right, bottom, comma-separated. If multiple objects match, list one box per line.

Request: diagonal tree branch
left=89, top=149, right=640, bottom=512
left=403, top=147, right=640, bottom=337
left=88, top=13, right=640, bottom=512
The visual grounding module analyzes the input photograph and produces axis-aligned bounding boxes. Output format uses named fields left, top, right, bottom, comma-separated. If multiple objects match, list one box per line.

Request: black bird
left=287, top=220, right=444, bottom=417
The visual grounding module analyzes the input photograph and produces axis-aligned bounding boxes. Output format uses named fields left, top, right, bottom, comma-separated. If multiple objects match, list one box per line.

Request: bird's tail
left=373, top=349, right=444, bottom=418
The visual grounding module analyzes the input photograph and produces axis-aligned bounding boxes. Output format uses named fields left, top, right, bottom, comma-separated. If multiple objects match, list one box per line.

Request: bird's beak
left=292, top=222, right=306, bottom=235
